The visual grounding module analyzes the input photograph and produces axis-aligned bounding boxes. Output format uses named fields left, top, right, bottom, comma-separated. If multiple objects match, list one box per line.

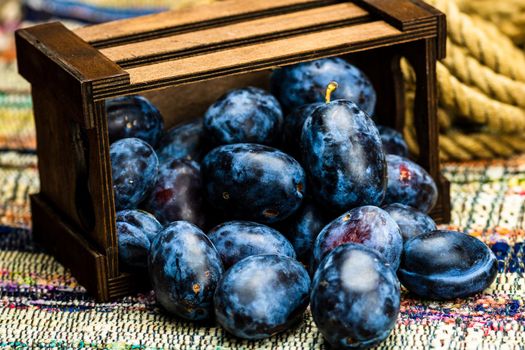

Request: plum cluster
left=108, top=57, right=497, bottom=348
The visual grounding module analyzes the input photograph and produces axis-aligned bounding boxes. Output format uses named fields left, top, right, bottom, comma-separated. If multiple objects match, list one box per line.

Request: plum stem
left=325, top=81, right=339, bottom=103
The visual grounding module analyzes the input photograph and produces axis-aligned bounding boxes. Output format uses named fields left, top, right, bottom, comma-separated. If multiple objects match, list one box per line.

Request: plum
left=383, top=203, right=437, bottom=241
left=311, top=243, right=400, bottom=349
left=270, top=57, right=376, bottom=115
left=377, top=125, right=409, bottom=157
left=203, top=87, right=283, bottom=146
left=156, top=118, right=206, bottom=163
left=398, top=230, right=498, bottom=300
left=110, top=138, right=158, bottom=210
left=383, top=155, right=438, bottom=213
left=214, top=254, right=310, bottom=339
left=106, top=95, right=164, bottom=146
left=116, top=209, right=162, bottom=268
left=149, top=221, right=223, bottom=320
left=301, top=88, right=386, bottom=212
left=116, top=222, right=150, bottom=269
left=281, top=103, right=322, bottom=158
left=313, top=206, right=402, bottom=271
left=116, top=209, right=163, bottom=242
left=208, top=221, right=295, bottom=270
left=276, top=201, right=328, bottom=263
left=143, top=159, right=205, bottom=228
left=202, top=143, right=305, bottom=223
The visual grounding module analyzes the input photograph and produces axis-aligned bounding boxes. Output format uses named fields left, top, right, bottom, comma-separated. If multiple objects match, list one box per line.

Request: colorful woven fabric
left=0, top=153, right=524, bottom=349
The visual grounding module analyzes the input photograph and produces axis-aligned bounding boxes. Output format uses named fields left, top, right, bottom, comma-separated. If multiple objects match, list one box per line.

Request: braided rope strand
left=443, top=42, right=525, bottom=108
left=426, top=0, right=525, bottom=82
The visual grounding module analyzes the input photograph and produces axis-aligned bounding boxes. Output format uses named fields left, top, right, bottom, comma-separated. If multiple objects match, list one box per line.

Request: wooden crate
left=16, top=0, right=450, bottom=301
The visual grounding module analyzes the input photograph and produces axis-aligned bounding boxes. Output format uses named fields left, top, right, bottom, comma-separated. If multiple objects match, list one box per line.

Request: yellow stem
left=325, top=81, right=338, bottom=103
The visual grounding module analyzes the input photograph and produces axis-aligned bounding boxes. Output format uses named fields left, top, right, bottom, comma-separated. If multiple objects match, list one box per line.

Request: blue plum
left=203, top=87, right=283, bottom=146
left=116, top=209, right=163, bottom=242
left=202, top=143, right=305, bottom=223
left=398, top=230, right=498, bottom=300
left=155, top=118, right=207, bottom=163
left=276, top=201, right=328, bottom=263
left=106, top=95, right=164, bottom=146
left=313, top=206, right=403, bottom=271
left=149, top=221, right=223, bottom=320
left=301, top=98, right=386, bottom=212
left=143, top=159, right=205, bottom=228
left=208, top=221, right=295, bottom=269
left=214, top=254, right=310, bottom=339
left=383, top=155, right=438, bottom=213
left=377, top=125, right=409, bottom=157
left=271, top=57, right=376, bottom=115
left=311, top=243, right=400, bottom=349
left=116, top=222, right=150, bottom=269
left=383, top=203, right=437, bottom=242
left=116, top=209, right=162, bottom=268
left=110, top=138, right=158, bottom=210
left=281, top=103, right=322, bottom=158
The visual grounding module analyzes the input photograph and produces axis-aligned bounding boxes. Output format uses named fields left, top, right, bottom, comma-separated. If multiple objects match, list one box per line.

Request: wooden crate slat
left=74, top=0, right=333, bottom=46
left=101, top=3, right=370, bottom=66
left=353, top=0, right=435, bottom=30
left=19, top=22, right=126, bottom=82
left=125, top=21, right=400, bottom=85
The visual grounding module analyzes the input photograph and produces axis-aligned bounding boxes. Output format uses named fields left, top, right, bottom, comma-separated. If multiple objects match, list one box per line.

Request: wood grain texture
left=101, top=3, right=369, bottom=67
left=354, top=0, right=434, bottom=29
left=16, top=22, right=121, bottom=276
left=16, top=22, right=128, bottom=128
left=143, top=70, right=271, bottom=128
left=75, top=0, right=334, bottom=46
left=126, top=21, right=400, bottom=84
left=31, top=194, right=109, bottom=301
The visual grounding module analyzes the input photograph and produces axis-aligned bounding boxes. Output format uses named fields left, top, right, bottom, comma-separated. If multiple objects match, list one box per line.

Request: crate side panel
left=17, top=22, right=126, bottom=82
left=143, top=70, right=271, bottom=128
left=31, top=83, right=118, bottom=265
left=89, top=102, right=119, bottom=276
left=31, top=194, right=109, bottom=301
left=31, top=84, right=95, bottom=234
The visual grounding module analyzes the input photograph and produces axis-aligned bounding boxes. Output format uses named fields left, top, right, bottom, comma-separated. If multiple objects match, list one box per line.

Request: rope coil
left=404, top=0, right=525, bottom=161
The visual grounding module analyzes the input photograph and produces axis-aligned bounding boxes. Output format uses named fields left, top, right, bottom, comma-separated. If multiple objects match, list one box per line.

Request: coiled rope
left=404, top=0, right=525, bottom=161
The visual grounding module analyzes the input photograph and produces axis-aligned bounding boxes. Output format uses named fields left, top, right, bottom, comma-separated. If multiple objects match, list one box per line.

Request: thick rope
left=443, top=42, right=525, bottom=109
left=436, top=62, right=525, bottom=133
left=426, top=0, right=525, bottom=82
left=401, top=0, right=525, bottom=161
left=456, top=0, right=525, bottom=47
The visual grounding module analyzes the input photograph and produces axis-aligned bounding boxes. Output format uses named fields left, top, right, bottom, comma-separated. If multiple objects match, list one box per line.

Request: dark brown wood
left=16, top=22, right=123, bottom=280
left=16, top=22, right=129, bottom=128
left=31, top=194, right=109, bottom=301
left=404, top=38, right=451, bottom=223
left=17, top=0, right=449, bottom=301
left=345, top=46, right=406, bottom=130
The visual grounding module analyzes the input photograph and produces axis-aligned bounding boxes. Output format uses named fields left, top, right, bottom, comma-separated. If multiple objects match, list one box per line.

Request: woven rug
left=0, top=151, right=524, bottom=349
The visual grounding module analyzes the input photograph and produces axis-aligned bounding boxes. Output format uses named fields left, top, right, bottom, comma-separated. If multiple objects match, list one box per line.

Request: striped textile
left=0, top=151, right=524, bottom=349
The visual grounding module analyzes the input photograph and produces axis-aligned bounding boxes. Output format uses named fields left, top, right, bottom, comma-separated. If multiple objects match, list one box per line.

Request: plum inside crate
left=16, top=0, right=450, bottom=301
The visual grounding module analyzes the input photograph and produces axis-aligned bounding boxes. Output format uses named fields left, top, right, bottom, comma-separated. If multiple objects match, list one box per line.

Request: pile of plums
left=108, top=57, right=498, bottom=348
